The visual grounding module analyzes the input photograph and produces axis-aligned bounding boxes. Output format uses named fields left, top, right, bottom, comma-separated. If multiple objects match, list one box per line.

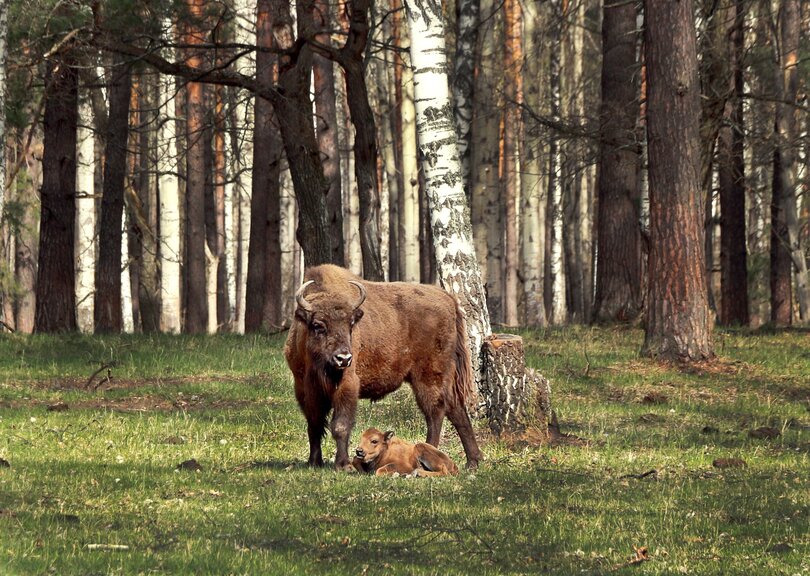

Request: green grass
left=0, top=328, right=807, bottom=575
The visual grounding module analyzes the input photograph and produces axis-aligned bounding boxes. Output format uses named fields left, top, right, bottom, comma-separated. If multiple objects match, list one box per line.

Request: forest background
left=0, top=0, right=808, bottom=353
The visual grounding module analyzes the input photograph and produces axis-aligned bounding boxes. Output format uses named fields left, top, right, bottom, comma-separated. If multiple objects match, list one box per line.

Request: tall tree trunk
left=275, top=0, right=333, bottom=268
left=718, top=0, right=749, bottom=326
left=183, top=0, right=208, bottom=333
left=520, top=0, right=547, bottom=328
left=502, top=0, right=521, bottom=327
left=311, top=0, right=345, bottom=267
left=0, top=0, right=7, bottom=329
left=15, top=137, right=41, bottom=333
left=336, top=0, right=385, bottom=280
left=76, top=96, right=95, bottom=333
left=158, top=67, right=182, bottom=333
left=548, top=2, right=566, bottom=326
left=35, top=57, right=79, bottom=333
left=213, top=83, right=230, bottom=330
left=593, top=0, right=643, bottom=323
left=453, top=0, right=479, bottom=198
left=245, top=0, right=283, bottom=332
left=404, top=0, right=492, bottom=389
left=642, top=0, right=714, bottom=361
left=399, top=46, right=420, bottom=282
left=771, top=0, right=809, bottom=323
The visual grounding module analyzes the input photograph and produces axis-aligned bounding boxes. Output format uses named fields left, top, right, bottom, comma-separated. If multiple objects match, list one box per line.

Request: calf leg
left=414, top=443, right=459, bottom=476
left=446, top=401, right=483, bottom=469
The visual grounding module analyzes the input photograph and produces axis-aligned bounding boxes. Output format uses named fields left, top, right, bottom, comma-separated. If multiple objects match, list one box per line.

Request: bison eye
left=311, top=321, right=327, bottom=335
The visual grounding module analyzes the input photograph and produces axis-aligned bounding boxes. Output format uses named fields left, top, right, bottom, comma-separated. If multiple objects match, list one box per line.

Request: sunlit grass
left=0, top=327, right=807, bottom=574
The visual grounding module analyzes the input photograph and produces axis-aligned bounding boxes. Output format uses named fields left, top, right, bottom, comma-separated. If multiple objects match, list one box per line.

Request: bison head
left=294, top=279, right=366, bottom=375
left=354, top=428, right=394, bottom=463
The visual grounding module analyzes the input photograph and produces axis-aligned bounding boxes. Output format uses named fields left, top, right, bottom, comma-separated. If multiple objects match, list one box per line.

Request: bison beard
left=284, top=264, right=483, bottom=470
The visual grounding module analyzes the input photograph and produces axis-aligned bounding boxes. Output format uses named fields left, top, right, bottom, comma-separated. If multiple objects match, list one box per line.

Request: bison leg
left=330, top=380, right=359, bottom=470
left=446, top=401, right=483, bottom=469
left=411, top=379, right=446, bottom=447
left=305, top=411, right=327, bottom=467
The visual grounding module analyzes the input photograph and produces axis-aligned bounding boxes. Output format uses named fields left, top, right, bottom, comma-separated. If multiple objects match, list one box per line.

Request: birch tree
left=548, top=0, right=566, bottom=326
left=453, top=0, right=479, bottom=197
left=157, top=66, right=182, bottom=333
left=75, top=96, right=95, bottom=333
left=404, top=0, right=491, bottom=386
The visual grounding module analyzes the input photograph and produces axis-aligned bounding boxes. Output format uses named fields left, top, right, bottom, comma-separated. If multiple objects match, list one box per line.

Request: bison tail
left=452, top=299, right=475, bottom=410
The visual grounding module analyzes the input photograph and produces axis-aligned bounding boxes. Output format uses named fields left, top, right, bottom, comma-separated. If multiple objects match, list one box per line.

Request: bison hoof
left=336, top=463, right=355, bottom=473
left=465, top=460, right=479, bottom=470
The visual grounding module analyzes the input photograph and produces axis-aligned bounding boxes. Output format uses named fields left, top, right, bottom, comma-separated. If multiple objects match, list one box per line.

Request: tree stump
left=480, top=334, right=551, bottom=435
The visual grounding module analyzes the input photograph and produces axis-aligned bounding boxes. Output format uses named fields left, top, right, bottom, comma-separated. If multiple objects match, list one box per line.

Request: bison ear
left=384, top=430, right=395, bottom=443
left=352, top=308, right=364, bottom=324
left=295, top=308, right=311, bottom=325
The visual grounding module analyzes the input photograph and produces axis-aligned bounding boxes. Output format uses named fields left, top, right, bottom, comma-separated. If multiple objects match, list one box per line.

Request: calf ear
left=384, top=430, right=395, bottom=442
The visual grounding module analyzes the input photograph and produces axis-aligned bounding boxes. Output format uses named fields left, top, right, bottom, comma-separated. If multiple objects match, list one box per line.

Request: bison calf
left=352, top=428, right=459, bottom=477
left=284, top=264, right=482, bottom=470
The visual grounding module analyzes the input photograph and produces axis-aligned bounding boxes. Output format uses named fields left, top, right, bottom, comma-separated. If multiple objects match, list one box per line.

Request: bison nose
left=333, top=352, right=353, bottom=368
left=355, top=448, right=365, bottom=458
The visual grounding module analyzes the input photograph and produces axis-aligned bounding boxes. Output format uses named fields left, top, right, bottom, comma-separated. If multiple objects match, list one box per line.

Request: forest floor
left=0, top=327, right=807, bottom=575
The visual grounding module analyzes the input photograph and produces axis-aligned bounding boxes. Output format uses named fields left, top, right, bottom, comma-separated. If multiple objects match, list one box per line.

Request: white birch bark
left=400, top=60, right=420, bottom=282
left=157, top=68, right=182, bottom=333
left=121, top=213, right=134, bottom=333
left=232, top=0, right=255, bottom=333
left=549, top=5, right=567, bottom=325
left=404, top=0, right=492, bottom=389
left=520, top=0, right=547, bottom=327
left=280, top=168, right=298, bottom=321
left=75, top=98, right=95, bottom=333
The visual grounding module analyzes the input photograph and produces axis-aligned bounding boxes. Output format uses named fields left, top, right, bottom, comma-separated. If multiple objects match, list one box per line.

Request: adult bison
left=284, top=264, right=482, bottom=470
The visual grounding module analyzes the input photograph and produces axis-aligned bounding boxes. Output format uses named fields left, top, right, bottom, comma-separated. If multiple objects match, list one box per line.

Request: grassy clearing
left=0, top=328, right=807, bottom=575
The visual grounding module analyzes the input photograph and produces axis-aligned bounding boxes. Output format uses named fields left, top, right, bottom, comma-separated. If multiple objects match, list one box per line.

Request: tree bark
left=336, top=0, right=385, bottom=280
left=548, top=2, right=566, bottom=326
left=641, top=0, right=714, bottom=361
left=718, top=0, right=749, bottom=326
left=158, top=65, right=182, bottom=333
left=404, top=0, right=492, bottom=393
left=245, top=0, right=283, bottom=332
left=770, top=0, right=809, bottom=323
left=593, top=0, right=643, bottom=323
left=76, top=96, right=95, bottom=333
left=35, top=57, right=79, bottom=333
left=520, top=0, right=547, bottom=328
left=311, top=0, right=345, bottom=267
left=453, top=0, right=479, bottom=198
left=502, top=0, right=521, bottom=327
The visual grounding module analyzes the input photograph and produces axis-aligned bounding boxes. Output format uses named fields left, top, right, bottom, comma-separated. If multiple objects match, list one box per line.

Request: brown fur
left=351, top=428, right=459, bottom=477
left=284, top=264, right=482, bottom=470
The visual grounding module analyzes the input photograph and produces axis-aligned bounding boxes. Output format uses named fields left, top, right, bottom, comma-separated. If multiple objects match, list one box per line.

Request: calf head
left=354, top=428, right=395, bottom=464
left=295, top=279, right=366, bottom=375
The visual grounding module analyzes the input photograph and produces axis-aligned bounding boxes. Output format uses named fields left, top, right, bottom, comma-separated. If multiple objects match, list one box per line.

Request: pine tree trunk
left=182, top=0, right=209, bottom=334
left=642, top=0, right=714, bottom=361
left=245, top=0, right=283, bottom=332
left=0, top=0, right=7, bottom=329
left=93, top=58, right=131, bottom=333
left=404, top=0, right=492, bottom=391
left=76, top=97, right=95, bottom=333
left=311, top=0, right=345, bottom=267
left=36, top=57, right=79, bottom=333
left=718, top=0, right=749, bottom=326
left=337, top=0, right=385, bottom=280
left=213, top=83, right=230, bottom=330
left=593, top=0, right=643, bottom=323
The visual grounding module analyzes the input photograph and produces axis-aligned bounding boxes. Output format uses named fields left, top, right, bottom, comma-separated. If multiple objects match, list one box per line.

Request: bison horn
left=295, top=280, right=315, bottom=312
left=349, top=281, right=366, bottom=310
